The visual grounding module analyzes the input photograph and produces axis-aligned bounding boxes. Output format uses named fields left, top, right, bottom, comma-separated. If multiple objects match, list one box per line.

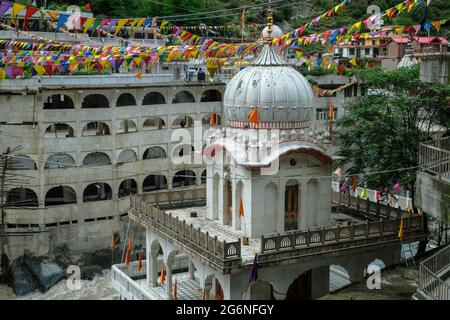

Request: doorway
left=286, top=270, right=312, bottom=300
left=285, top=184, right=299, bottom=231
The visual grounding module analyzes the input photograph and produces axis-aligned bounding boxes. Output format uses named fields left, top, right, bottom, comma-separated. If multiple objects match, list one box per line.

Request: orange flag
left=127, top=237, right=132, bottom=252
left=160, top=265, right=166, bottom=285
left=124, top=248, right=130, bottom=267
left=111, top=232, right=115, bottom=249
left=352, top=176, right=357, bottom=192
left=247, top=107, right=259, bottom=125
left=398, top=218, right=404, bottom=241
left=328, top=102, right=335, bottom=120
left=136, top=71, right=142, bottom=80
left=239, top=198, right=244, bottom=217
left=138, top=252, right=143, bottom=271
left=210, top=112, right=216, bottom=127
left=173, top=279, right=178, bottom=300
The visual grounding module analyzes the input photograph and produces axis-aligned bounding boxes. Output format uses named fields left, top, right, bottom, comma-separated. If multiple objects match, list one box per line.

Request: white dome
left=224, top=44, right=314, bottom=129
left=261, top=25, right=283, bottom=39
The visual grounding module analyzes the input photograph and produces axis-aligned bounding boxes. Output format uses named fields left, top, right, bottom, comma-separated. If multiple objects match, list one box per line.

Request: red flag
left=173, top=279, right=178, bottom=300
left=138, top=252, right=142, bottom=271
left=135, top=71, right=142, bottom=80
left=24, top=7, right=38, bottom=31
left=85, top=3, right=91, bottom=12
left=352, top=176, right=358, bottom=192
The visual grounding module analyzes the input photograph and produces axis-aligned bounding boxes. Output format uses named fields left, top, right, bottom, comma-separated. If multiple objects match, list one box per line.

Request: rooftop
left=0, top=74, right=225, bottom=91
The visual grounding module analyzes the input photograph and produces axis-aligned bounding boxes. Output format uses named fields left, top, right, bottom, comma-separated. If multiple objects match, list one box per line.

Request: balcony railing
left=419, top=136, right=450, bottom=181
left=419, top=244, right=450, bottom=300
left=261, top=214, right=424, bottom=254
left=130, top=192, right=241, bottom=268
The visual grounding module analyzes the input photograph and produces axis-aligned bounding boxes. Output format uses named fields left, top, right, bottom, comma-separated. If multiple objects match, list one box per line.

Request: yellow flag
left=34, top=65, right=46, bottom=76
left=159, top=19, right=169, bottom=32
left=0, top=68, right=6, bottom=80
left=135, top=18, right=146, bottom=30
left=349, top=58, right=357, bottom=66
left=115, top=19, right=128, bottom=35
left=47, top=11, right=59, bottom=22
left=12, top=3, right=27, bottom=25
left=395, top=27, right=404, bottom=35
left=295, top=50, right=303, bottom=61
left=83, top=18, right=95, bottom=33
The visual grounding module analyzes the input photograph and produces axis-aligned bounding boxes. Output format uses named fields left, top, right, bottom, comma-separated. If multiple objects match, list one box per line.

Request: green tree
left=335, top=65, right=450, bottom=199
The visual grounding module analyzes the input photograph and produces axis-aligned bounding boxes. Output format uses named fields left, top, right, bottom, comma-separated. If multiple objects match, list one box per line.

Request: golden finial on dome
left=266, top=8, right=273, bottom=39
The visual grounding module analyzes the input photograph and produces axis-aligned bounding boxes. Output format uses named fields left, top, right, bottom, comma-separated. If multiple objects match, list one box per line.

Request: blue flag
left=249, top=254, right=258, bottom=284
left=56, top=14, right=70, bottom=31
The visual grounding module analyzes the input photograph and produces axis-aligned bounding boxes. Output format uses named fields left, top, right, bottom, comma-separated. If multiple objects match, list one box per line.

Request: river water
left=0, top=266, right=418, bottom=300
left=0, top=270, right=119, bottom=300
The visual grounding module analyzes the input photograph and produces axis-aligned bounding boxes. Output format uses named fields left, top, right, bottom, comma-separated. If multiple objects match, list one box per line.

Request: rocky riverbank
left=0, top=244, right=124, bottom=298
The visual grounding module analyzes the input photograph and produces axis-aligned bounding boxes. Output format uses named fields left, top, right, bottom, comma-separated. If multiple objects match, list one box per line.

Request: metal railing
left=331, top=190, right=412, bottom=219
left=130, top=192, right=241, bottom=262
left=419, top=245, right=450, bottom=300
left=419, top=136, right=450, bottom=181
left=261, top=214, right=424, bottom=254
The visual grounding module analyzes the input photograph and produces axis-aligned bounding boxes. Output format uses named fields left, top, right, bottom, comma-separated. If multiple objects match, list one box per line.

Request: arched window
left=172, top=116, right=194, bottom=128
left=82, top=122, right=110, bottom=136
left=6, top=188, right=39, bottom=207
left=82, top=94, right=109, bottom=108
left=172, top=170, right=196, bottom=188
left=172, top=91, right=195, bottom=103
left=82, top=152, right=111, bottom=166
left=45, top=153, right=76, bottom=169
left=142, top=117, right=166, bottom=130
left=201, top=170, right=207, bottom=184
left=142, top=92, right=166, bottom=105
left=201, top=90, right=222, bottom=102
left=116, top=120, right=137, bottom=134
left=201, top=114, right=222, bottom=126
left=45, top=186, right=77, bottom=206
left=143, top=146, right=166, bottom=160
left=172, top=144, right=194, bottom=158
left=143, top=175, right=167, bottom=192
left=83, top=183, right=112, bottom=202
left=6, top=155, right=37, bottom=170
left=44, top=123, right=75, bottom=138
left=117, top=149, right=137, bottom=164
left=118, top=179, right=137, bottom=198
left=116, top=93, right=137, bottom=107
left=43, top=94, right=74, bottom=109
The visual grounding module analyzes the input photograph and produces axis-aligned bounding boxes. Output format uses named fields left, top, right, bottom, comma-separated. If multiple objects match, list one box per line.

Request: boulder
left=24, top=258, right=65, bottom=292
left=8, top=260, right=39, bottom=296
left=81, top=265, right=104, bottom=280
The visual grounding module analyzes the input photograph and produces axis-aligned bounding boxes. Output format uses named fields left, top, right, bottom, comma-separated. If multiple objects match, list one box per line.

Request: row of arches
left=43, top=115, right=221, bottom=138
left=43, top=90, right=222, bottom=110
left=8, top=144, right=205, bottom=170
left=6, top=170, right=207, bottom=208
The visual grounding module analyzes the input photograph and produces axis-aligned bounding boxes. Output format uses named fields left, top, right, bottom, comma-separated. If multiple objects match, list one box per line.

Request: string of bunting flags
left=276, top=0, right=444, bottom=48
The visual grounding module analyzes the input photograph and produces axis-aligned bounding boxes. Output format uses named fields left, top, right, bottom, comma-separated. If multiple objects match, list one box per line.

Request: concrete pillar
left=145, top=230, right=151, bottom=287
left=166, top=255, right=174, bottom=300
left=150, top=252, right=158, bottom=287
left=188, top=259, right=195, bottom=280
left=218, top=176, right=225, bottom=224
left=231, top=178, right=238, bottom=230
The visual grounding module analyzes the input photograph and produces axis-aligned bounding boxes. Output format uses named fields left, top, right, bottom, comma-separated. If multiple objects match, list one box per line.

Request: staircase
left=414, top=244, right=450, bottom=300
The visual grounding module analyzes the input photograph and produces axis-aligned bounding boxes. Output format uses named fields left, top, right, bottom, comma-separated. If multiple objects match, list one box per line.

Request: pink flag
left=393, top=182, right=401, bottom=191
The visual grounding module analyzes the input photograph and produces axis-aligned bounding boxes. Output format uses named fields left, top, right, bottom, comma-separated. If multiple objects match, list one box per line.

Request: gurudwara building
left=111, top=17, right=426, bottom=300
